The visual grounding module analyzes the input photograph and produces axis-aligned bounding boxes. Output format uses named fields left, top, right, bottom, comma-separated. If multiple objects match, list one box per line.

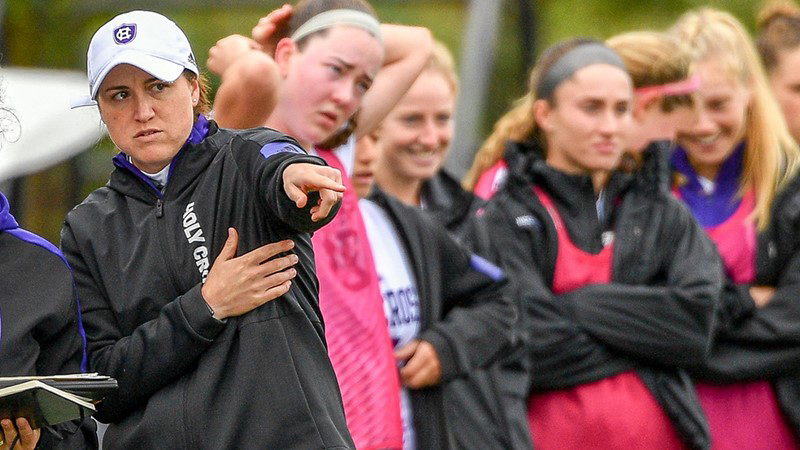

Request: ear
left=533, top=99, right=553, bottom=133
left=189, top=76, right=200, bottom=102
left=274, top=37, right=296, bottom=78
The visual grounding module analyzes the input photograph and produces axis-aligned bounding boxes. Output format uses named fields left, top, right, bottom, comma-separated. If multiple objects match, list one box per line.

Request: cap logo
left=113, top=23, right=137, bottom=44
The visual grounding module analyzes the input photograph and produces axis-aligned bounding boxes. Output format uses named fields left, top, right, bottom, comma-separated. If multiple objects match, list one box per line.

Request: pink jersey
left=313, top=149, right=404, bottom=449
left=527, top=187, right=683, bottom=450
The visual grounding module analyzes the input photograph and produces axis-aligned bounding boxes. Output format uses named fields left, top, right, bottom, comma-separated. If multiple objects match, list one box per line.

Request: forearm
left=86, top=284, right=224, bottom=422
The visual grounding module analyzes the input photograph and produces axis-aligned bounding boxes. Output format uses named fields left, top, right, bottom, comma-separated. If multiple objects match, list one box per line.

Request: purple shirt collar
left=112, top=115, right=210, bottom=195
left=671, top=142, right=745, bottom=227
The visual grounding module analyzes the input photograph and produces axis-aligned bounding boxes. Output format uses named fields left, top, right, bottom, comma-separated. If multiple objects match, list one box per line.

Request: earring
left=192, top=98, right=198, bottom=104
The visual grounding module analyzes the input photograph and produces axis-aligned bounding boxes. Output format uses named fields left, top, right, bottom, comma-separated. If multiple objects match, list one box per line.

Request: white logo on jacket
left=183, top=202, right=209, bottom=282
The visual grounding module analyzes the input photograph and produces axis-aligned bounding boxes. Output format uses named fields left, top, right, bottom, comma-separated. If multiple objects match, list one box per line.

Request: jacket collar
left=109, top=115, right=217, bottom=201
left=0, top=192, right=19, bottom=232
left=420, top=170, right=483, bottom=229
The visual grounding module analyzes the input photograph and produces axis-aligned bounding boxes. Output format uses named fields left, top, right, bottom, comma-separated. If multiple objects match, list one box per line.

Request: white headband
left=291, top=9, right=383, bottom=45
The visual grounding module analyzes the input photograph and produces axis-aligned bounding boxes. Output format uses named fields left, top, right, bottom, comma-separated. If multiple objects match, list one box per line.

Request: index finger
left=240, top=239, right=295, bottom=264
left=307, top=170, right=346, bottom=193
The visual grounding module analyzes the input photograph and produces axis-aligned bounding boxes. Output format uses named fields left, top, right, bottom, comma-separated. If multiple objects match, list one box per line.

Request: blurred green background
left=0, top=0, right=765, bottom=243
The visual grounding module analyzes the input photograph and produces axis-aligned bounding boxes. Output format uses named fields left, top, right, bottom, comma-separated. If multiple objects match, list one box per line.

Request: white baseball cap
left=71, top=10, right=199, bottom=108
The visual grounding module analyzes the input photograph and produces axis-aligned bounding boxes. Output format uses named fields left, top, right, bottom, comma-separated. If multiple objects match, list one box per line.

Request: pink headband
left=635, top=74, right=701, bottom=105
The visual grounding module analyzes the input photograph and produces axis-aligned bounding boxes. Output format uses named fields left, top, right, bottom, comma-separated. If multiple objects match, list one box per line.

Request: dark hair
left=288, top=0, right=378, bottom=50
left=756, top=0, right=800, bottom=72
left=463, top=37, right=605, bottom=190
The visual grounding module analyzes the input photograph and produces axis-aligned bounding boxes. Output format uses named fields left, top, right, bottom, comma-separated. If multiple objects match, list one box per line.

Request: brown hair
left=607, top=31, right=694, bottom=113
left=185, top=70, right=211, bottom=118
left=757, top=0, right=800, bottom=72
left=463, top=37, right=599, bottom=190
left=285, top=0, right=377, bottom=50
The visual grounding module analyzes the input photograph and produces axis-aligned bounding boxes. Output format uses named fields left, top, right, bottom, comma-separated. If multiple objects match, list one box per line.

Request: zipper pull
left=156, top=198, right=164, bottom=218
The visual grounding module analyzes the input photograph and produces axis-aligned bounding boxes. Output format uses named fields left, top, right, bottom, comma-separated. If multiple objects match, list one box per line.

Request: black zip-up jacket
left=476, top=143, right=723, bottom=450
left=683, top=171, right=800, bottom=439
left=366, top=188, right=515, bottom=450
left=0, top=192, right=97, bottom=449
left=60, top=121, right=353, bottom=449
left=419, top=169, right=484, bottom=240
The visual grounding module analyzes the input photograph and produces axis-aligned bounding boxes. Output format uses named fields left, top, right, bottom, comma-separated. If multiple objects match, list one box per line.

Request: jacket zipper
left=156, top=198, right=164, bottom=218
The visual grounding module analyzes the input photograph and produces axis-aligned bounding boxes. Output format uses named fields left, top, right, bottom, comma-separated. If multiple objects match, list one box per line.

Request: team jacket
left=366, top=188, right=515, bottom=450
left=419, top=169, right=484, bottom=240
left=475, top=142, right=723, bottom=450
left=60, top=119, right=353, bottom=449
left=683, top=171, right=800, bottom=439
left=0, top=192, right=97, bottom=449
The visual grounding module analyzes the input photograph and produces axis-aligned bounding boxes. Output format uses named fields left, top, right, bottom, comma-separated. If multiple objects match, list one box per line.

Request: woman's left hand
left=283, top=163, right=345, bottom=222
left=395, top=339, right=442, bottom=389
left=0, top=418, right=40, bottom=450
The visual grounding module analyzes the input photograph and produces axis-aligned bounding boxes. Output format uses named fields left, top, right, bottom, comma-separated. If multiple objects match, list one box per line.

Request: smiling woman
left=469, top=38, right=723, bottom=449
left=62, top=10, right=355, bottom=450
left=669, top=7, right=800, bottom=448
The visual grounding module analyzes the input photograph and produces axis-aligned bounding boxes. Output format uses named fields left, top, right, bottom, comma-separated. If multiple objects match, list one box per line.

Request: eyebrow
left=331, top=56, right=375, bottom=84
left=102, top=77, right=165, bottom=94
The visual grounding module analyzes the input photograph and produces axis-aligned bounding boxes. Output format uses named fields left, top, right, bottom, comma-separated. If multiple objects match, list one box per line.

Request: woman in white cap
left=64, top=10, right=355, bottom=449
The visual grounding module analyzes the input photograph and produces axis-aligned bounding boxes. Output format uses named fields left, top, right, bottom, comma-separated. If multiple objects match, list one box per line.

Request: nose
left=133, top=95, right=155, bottom=122
left=357, top=135, right=379, bottom=166
left=598, top=109, right=623, bottom=136
left=690, top=105, right=715, bottom=136
left=330, top=79, right=356, bottom=110
left=418, top=119, right=440, bottom=149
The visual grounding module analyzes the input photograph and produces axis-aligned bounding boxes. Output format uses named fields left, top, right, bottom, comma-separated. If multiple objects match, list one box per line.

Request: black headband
left=536, top=43, right=627, bottom=100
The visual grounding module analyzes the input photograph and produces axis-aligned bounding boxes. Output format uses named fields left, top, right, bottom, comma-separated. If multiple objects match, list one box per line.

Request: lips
left=594, top=141, right=618, bottom=154
left=318, top=111, right=339, bottom=129
left=134, top=129, right=161, bottom=139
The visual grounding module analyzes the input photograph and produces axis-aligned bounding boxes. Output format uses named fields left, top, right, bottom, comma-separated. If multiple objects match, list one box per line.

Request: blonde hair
left=607, top=31, right=694, bottom=112
left=757, top=0, right=800, bottom=72
left=426, top=40, right=459, bottom=95
left=462, top=37, right=597, bottom=190
left=672, top=7, right=800, bottom=230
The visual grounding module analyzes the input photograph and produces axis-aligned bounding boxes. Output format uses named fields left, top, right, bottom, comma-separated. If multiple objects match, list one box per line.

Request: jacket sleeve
left=61, top=220, right=227, bottom=423
left=416, top=221, right=515, bottom=382
left=232, top=136, right=341, bottom=233
left=559, top=201, right=722, bottom=366
left=22, top=243, right=98, bottom=449
left=690, top=239, right=800, bottom=381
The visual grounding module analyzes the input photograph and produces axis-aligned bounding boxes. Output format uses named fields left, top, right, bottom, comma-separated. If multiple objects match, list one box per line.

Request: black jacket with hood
left=682, top=169, right=800, bottom=439
left=365, top=187, right=515, bottom=450
left=0, top=192, right=97, bottom=449
left=419, top=169, right=484, bottom=240
left=60, top=120, right=352, bottom=449
left=473, top=140, right=723, bottom=450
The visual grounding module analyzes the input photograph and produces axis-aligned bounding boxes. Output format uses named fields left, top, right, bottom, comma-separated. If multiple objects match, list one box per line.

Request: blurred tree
left=0, top=0, right=766, bottom=241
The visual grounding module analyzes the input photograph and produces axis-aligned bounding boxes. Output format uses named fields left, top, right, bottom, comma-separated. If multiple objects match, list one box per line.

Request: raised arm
left=207, top=35, right=280, bottom=129
left=354, top=24, right=433, bottom=137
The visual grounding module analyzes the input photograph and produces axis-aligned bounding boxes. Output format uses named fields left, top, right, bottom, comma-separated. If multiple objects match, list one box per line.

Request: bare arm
left=355, top=24, right=433, bottom=137
left=207, top=35, right=280, bottom=128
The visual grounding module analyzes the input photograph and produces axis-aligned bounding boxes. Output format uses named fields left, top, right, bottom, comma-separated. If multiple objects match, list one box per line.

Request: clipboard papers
left=0, top=374, right=117, bottom=428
